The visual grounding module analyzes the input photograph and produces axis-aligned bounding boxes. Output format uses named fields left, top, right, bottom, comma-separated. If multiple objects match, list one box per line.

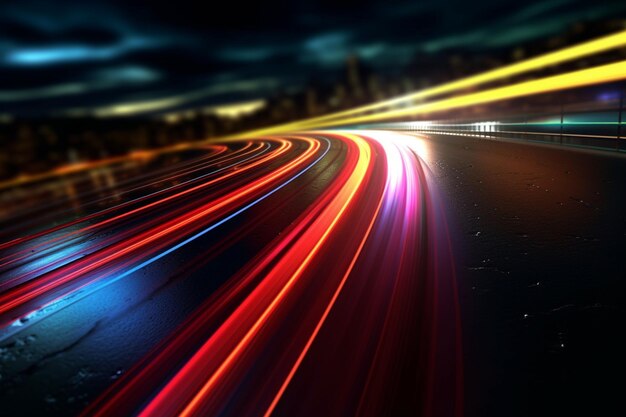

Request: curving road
left=0, top=131, right=462, bottom=417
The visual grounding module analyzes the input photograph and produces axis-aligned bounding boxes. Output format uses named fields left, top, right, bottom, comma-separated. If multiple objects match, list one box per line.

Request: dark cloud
left=0, top=0, right=624, bottom=117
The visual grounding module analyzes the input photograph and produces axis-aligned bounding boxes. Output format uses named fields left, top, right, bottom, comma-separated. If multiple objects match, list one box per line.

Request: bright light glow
left=206, top=99, right=267, bottom=118
left=225, top=28, right=626, bottom=135
left=273, top=60, right=626, bottom=130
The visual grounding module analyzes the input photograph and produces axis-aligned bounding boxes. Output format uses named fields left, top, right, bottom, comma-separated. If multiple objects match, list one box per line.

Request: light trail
left=0, top=142, right=266, bottom=259
left=4, top=28, right=624, bottom=417
left=0, top=143, right=233, bottom=239
left=223, top=29, right=626, bottom=137
left=1, top=29, right=625, bottom=195
left=146, top=133, right=373, bottom=417
left=0, top=137, right=325, bottom=326
left=0, top=140, right=203, bottom=191
left=0, top=140, right=279, bottom=290
left=55, top=131, right=460, bottom=417
left=235, top=59, right=626, bottom=133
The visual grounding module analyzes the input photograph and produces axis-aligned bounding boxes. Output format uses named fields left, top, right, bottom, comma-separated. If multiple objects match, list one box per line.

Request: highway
left=0, top=131, right=463, bottom=417
left=2, top=26, right=626, bottom=417
left=0, top=129, right=624, bottom=416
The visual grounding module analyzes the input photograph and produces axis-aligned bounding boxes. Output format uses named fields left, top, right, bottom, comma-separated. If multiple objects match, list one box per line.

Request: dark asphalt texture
left=417, top=133, right=626, bottom=417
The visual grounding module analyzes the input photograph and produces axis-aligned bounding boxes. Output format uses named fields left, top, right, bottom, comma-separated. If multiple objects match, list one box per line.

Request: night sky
left=1, top=0, right=624, bottom=117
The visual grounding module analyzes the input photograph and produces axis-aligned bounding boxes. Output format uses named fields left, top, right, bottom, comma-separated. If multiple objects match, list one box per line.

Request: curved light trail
left=235, top=59, right=626, bottom=135
left=0, top=131, right=461, bottom=416
left=223, top=29, right=626, bottom=137
left=2, top=27, right=625, bottom=416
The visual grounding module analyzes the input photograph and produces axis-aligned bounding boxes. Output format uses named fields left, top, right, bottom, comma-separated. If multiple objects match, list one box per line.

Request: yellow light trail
left=3, top=30, right=626, bottom=190
left=225, top=59, right=626, bottom=136
left=229, top=28, right=626, bottom=135
left=327, top=59, right=626, bottom=126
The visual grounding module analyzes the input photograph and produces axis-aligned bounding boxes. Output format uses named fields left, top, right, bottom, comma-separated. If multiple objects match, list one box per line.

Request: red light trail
left=0, top=131, right=462, bottom=416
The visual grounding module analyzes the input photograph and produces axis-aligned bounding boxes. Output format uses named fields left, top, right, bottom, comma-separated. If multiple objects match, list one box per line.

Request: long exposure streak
left=1, top=24, right=624, bottom=417
left=1, top=6, right=624, bottom=417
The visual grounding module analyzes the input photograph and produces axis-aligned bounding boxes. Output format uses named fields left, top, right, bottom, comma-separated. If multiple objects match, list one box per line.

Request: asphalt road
left=415, top=132, right=626, bottom=417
